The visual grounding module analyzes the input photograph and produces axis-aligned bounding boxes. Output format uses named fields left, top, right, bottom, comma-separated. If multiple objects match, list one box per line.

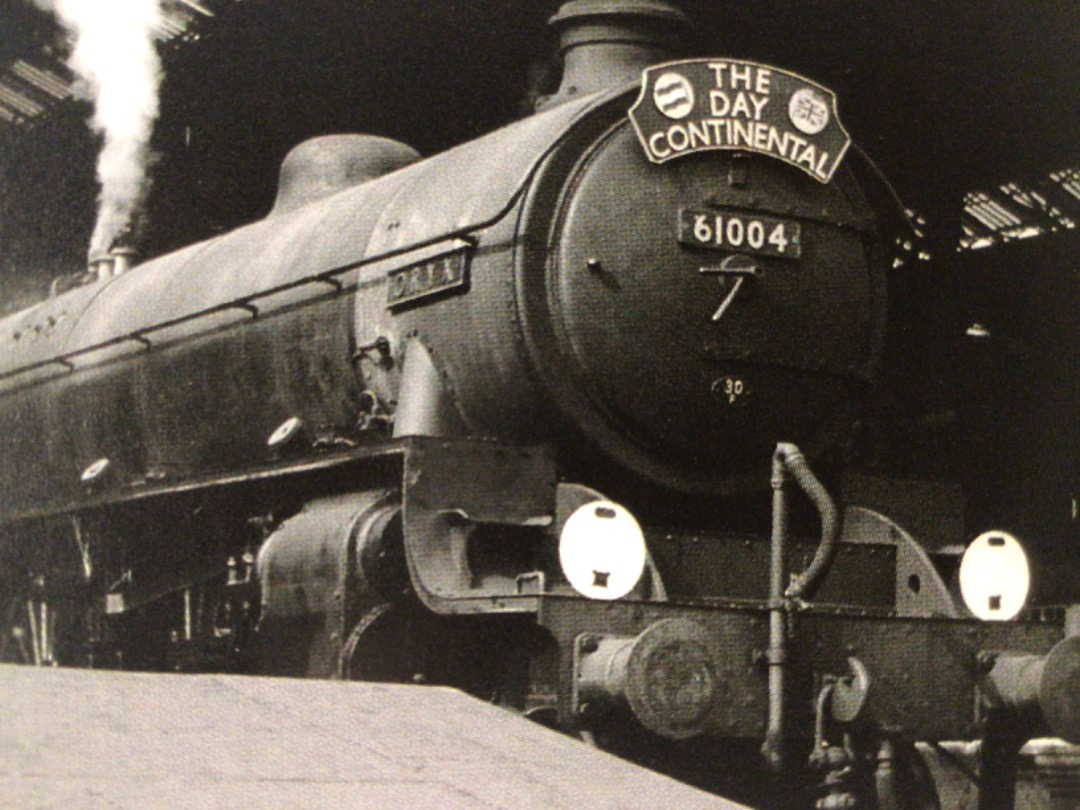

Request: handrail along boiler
left=0, top=3, right=1076, bottom=808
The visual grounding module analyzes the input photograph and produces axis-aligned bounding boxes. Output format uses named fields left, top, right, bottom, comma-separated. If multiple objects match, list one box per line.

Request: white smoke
left=35, top=0, right=164, bottom=258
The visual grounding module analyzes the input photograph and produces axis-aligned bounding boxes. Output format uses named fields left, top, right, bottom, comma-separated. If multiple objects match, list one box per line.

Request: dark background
left=1, top=0, right=1078, bottom=294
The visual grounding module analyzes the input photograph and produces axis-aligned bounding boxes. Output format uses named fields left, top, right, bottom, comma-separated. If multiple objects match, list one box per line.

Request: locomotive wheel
left=341, top=601, right=531, bottom=707
left=341, top=602, right=432, bottom=685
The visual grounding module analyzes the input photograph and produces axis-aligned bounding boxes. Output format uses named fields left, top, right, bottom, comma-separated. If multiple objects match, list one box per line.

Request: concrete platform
left=0, top=665, right=746, bottom=809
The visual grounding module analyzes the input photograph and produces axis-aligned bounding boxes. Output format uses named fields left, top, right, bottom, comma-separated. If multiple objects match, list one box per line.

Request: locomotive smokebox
left=541, top=0, right=691, bottom=109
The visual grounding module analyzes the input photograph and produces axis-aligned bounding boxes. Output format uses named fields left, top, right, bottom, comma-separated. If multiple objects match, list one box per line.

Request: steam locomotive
left=1, top=2, right=1077, bottom=808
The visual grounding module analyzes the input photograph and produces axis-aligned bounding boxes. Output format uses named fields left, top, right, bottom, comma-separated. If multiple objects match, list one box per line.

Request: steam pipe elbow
left=772, top=443, right=800, bottom=488
left=774, top=443, right=840, bottom=602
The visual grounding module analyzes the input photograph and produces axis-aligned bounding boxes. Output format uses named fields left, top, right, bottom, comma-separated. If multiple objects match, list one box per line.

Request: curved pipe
left=762, top=442, right=841, bottom=773
left=777, top=443, right=841, bottom=602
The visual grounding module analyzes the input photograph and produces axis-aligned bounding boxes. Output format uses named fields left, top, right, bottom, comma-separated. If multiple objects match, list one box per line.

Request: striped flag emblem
left=653, top=72, right=695, bottom=119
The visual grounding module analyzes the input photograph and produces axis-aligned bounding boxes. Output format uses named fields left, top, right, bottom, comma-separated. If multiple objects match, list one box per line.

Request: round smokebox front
left=544, top=122, right=885, bottom=491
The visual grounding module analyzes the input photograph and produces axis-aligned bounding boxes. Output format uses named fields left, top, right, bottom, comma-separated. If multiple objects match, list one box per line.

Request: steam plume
left=35, top=0, right=164, bottom=258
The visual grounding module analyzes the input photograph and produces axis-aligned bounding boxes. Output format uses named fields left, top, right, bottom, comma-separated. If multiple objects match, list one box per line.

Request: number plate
left=678, top=208, right=802, bottom=259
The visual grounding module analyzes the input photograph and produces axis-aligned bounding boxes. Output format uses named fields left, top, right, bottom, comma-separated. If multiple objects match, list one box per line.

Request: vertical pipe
left=183, top=588, right=192, bottom=641
left=26, top=600, right=40, bottom=666
left=762, top=446, right=789, bottom=772
left=875, top=737, right=901, bottom=810
left=41, top=601, right=51, bottom=665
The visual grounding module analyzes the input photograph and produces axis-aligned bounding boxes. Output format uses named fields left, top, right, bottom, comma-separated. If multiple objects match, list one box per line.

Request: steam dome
left=270, top=134, right=420, bottom=216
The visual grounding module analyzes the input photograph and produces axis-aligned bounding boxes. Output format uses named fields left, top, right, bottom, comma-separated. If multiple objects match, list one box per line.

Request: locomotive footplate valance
left=538, top=596, right=1077, bottom=743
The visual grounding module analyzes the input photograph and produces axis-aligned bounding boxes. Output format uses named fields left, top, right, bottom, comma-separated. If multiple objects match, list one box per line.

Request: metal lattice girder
left=961, top=168, right=1080, bottom=251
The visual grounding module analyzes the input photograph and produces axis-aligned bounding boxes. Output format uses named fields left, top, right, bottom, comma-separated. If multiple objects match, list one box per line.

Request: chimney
left=539, top=0, right=691, bottom=111
left=87, top=245, right=138, bottom=280
left=88, top=252, right=113, bottom=281
left=110, top=246, right=138, bottom=276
